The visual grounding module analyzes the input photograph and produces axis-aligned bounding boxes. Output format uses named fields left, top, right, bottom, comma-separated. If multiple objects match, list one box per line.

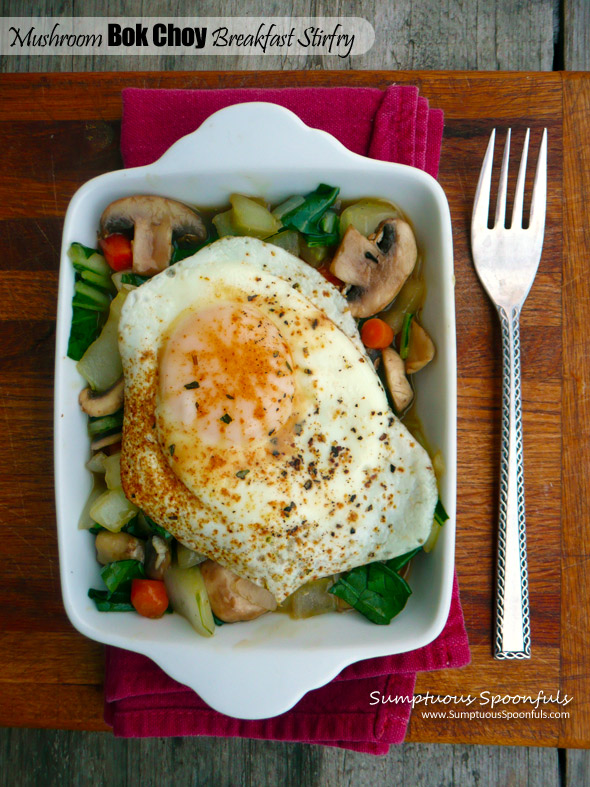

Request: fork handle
left=494, top=305, right=531, bottom=659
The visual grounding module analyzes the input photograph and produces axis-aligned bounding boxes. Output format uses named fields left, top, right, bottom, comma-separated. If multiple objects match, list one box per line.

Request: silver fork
left=471, top=128, right=547, bottom=660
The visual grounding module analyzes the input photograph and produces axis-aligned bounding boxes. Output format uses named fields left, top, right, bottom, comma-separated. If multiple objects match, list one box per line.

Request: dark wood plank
left=0, top=684, right=107, bottom=731
left=0, top=120, right=121, bottom=219
left=0, top=273, right=58, bottom=317
left=0, top=218, right=64, bottom=271
left=0, top=70, right=563, bottom=122
left=560, top=73, right=590, bottom=749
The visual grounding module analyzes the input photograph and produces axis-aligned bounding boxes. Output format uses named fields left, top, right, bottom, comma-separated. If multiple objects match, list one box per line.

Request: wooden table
left=1, top=70, right=588, bottom=749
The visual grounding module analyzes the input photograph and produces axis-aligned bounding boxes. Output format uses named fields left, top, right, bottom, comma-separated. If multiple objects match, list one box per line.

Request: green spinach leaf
left=329, top=547, right=421, bottom=625
left=100, top=559, right=145, bottom=594
left=385, top=546, right=423, bottom=574
left=143, top=514, right=174, bottom=542
left=120, top=272, right=149, bottom=287
left=281, top=184, right=340, bottom=247
left=88, top=588, right=135, bottom=612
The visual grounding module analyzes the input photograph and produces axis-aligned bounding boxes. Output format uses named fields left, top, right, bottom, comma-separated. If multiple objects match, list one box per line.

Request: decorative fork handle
left=494, top=305, right=531, bottom=659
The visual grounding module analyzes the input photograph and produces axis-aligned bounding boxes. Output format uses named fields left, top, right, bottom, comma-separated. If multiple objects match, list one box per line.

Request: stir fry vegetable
left=67, top=243, right=113, bottom=361
left=329, top=547, right=421, bottom=625
left=99, top=234, right=133, bottom=271
left=280, top=184, right=340, bottom=247
left=131, top=579, right=170, bottom=619
left=399, top=313, right=414, bottom=360
left=360, top=318, right=395, bottom=349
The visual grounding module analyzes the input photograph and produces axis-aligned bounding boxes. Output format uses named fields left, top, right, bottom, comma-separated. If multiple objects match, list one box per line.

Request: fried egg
left=119, top=236, right=437, bottom=602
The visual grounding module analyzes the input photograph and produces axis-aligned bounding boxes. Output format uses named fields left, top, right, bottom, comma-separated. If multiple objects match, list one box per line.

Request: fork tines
left=473, top=127, right=548, bottom=233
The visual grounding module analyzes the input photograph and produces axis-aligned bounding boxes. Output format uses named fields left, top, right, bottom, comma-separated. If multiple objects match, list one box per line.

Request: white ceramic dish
left=54, top=102, right=456, bottom=720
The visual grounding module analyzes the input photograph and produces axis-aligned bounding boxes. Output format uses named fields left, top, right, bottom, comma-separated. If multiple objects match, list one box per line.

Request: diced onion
left=176, top=542, right=207, bottom=569
left=282, top=577, right=338, bottom=619
left=89, top=488, right=138, bottom=532
left=78, top=475, right=107, bottom=529
left=85, top=451, right=108, bottom=474
left=103, top=452, right=122, bottom=490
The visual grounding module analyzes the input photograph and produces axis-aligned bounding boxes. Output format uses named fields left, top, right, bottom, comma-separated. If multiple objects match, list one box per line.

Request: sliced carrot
left=131, top=579, right=169, bottom=619
left=99, top=234, right=133, bottom=271
left=360, top=318, right=395, bottom=349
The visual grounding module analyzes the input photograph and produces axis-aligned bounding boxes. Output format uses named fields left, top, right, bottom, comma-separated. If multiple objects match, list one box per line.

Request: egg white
left=119, top=237, right=437, bottom=602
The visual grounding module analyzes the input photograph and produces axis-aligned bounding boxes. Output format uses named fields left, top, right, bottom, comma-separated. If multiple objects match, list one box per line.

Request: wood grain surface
left=0, top=69, right=584, bottom=751
left=0, top=0, right=557, bottom=72
left=0, top=731, right=563, bottom=787
left=560, top=73, right=590, bottom=750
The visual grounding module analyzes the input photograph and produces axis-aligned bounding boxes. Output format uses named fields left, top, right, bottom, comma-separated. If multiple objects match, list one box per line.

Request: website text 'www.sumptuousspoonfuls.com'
left=369, top=689, right=573, bottom=721
left=420, top=709, right=571, bottom=720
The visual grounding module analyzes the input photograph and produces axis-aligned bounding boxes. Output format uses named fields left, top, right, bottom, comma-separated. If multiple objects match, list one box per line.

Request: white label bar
left=0, top=17, right=375, bottom=57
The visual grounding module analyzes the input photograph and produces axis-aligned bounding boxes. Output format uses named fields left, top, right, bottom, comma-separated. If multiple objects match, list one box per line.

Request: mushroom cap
left=95, top=530, right=145, bottom=565
left=200, top=560, right=277, bottom=623
left=91, top=432, right=122, bottom=451
left=382, top=347, right=414, bottom=412
left=79, top=376, right=124, bottom=417
left=100, top=195, right=206, bottom=276
left=330, top=218, right=417, bottom=318
left=100, top=195, right=206, bottom=237
left=405, top=322, right=435, bottom=374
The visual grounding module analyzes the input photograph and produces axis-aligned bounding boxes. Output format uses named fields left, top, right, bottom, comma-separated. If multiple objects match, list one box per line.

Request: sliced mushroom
left=330, top=218, right=417, bottom=318
left=200, top=560, right=277, bottom=623
left=91, top=432, right=122, bottom=451
left=95, top=530, right=145, bottom=565
left=382, top=347, right=414, bottom=412
left=405, top=322, right=435, bottom=374
left=144, top=535, right=172, bottom=580
left=100, top=196, right=206, bottom=276
left=79, top=376, right=124, bottom=417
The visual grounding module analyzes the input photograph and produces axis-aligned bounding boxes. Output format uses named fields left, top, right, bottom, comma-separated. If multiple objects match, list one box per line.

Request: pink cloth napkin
left=120, top=85, right=443, bottom=176
left=105, top=84, right=470, bottom=754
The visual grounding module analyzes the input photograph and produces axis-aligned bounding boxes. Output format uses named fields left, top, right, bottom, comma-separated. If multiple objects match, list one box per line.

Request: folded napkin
left=106, top=84, right=470, bottom=754
left=120, top=84, right=442, bottom=176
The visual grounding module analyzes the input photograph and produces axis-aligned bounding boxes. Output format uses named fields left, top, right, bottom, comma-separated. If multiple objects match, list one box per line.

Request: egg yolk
left=158, top=302, right=295, bottom=448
